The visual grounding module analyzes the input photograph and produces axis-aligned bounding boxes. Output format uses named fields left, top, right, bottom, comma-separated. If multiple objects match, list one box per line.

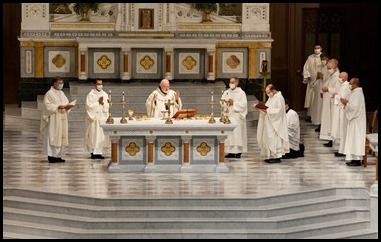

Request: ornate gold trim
left=216, top=42, right=272, bottom=48
left=50, top=23, right=115, bottom=29
left=177, top=24, right=241, bottom=31
left=118, top=33, right=175, bottom=38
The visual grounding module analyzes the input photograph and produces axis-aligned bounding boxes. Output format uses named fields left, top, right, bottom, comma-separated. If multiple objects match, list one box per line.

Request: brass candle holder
left=106, top=90, right=114, bottom=124
left=165, top=99, right=174, bottom=124
left=219, top=99, right=225, bottom=122
left=222, top=99, right=231, bottom=124
left=208, top=91, right=216, bottom=124
left=120, top=91, right=127, bottom=124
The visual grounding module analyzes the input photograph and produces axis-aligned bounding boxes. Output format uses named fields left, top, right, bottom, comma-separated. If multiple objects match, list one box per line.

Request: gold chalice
left=161, top=110, right=168, bottom=120
left=128, top=109, right=134, bottom=120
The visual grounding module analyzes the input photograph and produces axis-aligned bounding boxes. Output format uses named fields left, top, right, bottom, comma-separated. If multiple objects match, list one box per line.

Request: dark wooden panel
left=3, top=3, right=21, bottom=105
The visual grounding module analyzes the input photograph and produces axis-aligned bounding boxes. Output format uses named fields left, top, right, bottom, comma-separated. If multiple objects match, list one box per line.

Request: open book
left=254, top=102, right=268, bottom=110
left=172, top=109, right=197, bottom=119
left=67, top=99, right=77, bottom=108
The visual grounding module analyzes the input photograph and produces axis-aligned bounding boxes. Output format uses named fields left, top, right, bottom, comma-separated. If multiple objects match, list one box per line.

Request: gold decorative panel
left=125, top=142, right=140, bottom=156
left=161, top=142, right=176, bottom=156
left=196, top=142, right=211, bottom=156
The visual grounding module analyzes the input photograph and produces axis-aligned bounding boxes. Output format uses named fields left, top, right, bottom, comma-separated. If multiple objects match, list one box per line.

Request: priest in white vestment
left=282, top=99, right=302, bottom=159
left=302, top=44, right=322, bottom=120
left=310, top=53, right=329, bottom=127
left=84, top=79, right=110, bottom=159
left=145, top=79, right=182, bottom=118
left=341, top=78, right=367, bottom=166
left=40, top=77, right=73, bottom=163
left=330, top=72, right=351, bottom=156
left=319, top=59, right=340, bottom=145
left=256, top=84, right=289, bottom=163
left=222, top=77, right=248, bottom=159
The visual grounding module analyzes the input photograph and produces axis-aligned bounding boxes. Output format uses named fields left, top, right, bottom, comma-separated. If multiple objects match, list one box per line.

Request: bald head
left=159, top=79, right=170, bottom=92
left=339, top=72, right=348, bottom=82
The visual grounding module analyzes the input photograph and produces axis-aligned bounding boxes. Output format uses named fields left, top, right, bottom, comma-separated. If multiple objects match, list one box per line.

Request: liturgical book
left=172, top=109, right=197, bottom=119
left=255, top=102, right=268, bottom=110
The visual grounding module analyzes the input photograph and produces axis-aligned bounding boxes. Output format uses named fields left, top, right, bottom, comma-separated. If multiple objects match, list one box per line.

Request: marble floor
left=3, top=109, right=378, bottom=199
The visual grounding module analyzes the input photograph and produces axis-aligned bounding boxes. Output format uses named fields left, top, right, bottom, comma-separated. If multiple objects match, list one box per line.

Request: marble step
left=3, top=195, right=368, bottom=219
left=2, top=231, right=56, bottom=239
left=302, top=229, right=378, bottom=239
left=3, top=206, right=369, bottom=230
left=2, top=218, right=371, bottom=239
left=4, top=187, right=348, bottom=207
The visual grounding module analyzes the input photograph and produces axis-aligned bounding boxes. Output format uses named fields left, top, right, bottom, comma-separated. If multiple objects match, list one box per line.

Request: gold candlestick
left=223, top=99, right=231, bottom=124
left=208, top=91, right=216, bottom=124
left=219, top=99, right=225, bottom=122
left=120, top=91, right=127, bottom=124
left=106, top=90, right=114, bottom=124
left=165, top=99, right=174, bottom=124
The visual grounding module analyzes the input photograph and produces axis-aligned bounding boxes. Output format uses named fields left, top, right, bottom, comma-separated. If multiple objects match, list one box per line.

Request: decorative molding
left=21, top=31, right=51, bottom=38
left=177, top=24, right=240, bottom=31
left=52, top=31, right=114, bottom=38
left=118, top=32, right=174, bottom=38
left=50, top=23, right=115, bottom=29
left=177, top=32, right=240, bottom=39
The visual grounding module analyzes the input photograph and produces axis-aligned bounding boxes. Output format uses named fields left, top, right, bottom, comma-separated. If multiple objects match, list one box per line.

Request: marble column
left=207, top=48, right=215, bottom=81
left=216, top=135, right=229, bottom=172
left=110, top=137, right=120, bottom=163
left=164, top=48, right=173, bottom=80
left=78, top=48, right=88, bottom=80
left=145, top=136, right=156, bottom=165
left=181, top=136, right=192, bottom=165
left=121, top=48, right=131, bottom=80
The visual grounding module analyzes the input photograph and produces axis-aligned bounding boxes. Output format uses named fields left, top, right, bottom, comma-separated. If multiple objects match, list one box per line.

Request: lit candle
left=122, top=91, right=125, bottom=102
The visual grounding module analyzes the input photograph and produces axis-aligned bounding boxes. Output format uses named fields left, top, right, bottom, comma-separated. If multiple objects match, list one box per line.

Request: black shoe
left=282, top=153, right=292, bottom=159
left=334, top=152, right=345, bottom=157
left=323, top=141, right=333, bottom=147
left=315, top=125, right=321, bottom=132
left=96, top=155, right=105, bottom=159
left=225, top=153, right=236, bottom=158
left=91, top=153, right=97, bottom=159
left=48, top=156, right=57, bottom=163
left=346, top=160, right=361, bottom=166
left=235, top=153, right=242, bottom=158
left=267, top=158, right=281, bottom=164
left=57, top=157, right=65, bottom=162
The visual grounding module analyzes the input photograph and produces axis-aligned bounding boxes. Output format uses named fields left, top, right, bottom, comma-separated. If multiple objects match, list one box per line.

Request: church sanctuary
left=3, top=3, right=378, bottom=239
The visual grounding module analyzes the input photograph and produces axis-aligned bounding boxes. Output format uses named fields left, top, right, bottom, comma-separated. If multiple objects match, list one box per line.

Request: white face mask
left=314, top=49, right=321, bottom=55
left=229, top=83, right=236, bottom=90
left=349, top=84, right=353, bottom=90
left=57, top=83, right=64, bottom=90
left=267, top=92, right=274, bottom=97
left=338, top=78, right=344, bottom=84
left=327, top=69, right=334, bottom=75
left=96, top=85, right=103, bottom=91
left=321, top=60, right=327, bottom=66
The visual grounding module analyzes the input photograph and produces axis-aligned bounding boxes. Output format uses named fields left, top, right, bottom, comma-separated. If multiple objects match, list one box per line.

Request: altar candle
left=211, top=91, right=214, bottom=102
left=122, top=91, right=125, bottom=102
left=108, top=90, right=112, bottom=101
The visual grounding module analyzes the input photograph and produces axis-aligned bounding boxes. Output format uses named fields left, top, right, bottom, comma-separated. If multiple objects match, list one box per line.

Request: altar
left=100, top=117, right=238, bottom=173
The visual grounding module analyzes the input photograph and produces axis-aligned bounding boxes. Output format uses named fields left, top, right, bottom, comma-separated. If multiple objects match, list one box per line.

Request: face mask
left=57, top=83, right=64, bottom=90
left=267, top=92, right=274, bottom=97
left=314, top=49, right=321, bottom=55
left=321, top=60, right=327, bottom=65
left=229, top=83, right=236, bottom=90
left=338, top=78, right=343, bottom=84
left=327, top=69, right=334, bottom=75
left=96, top=85, right=103, bottom=91
left=349, top=84, right=353, bottom=90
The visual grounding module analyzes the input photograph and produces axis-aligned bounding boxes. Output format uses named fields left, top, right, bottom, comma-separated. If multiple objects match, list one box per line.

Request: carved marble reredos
left=22, top=3, right=271, bottom=35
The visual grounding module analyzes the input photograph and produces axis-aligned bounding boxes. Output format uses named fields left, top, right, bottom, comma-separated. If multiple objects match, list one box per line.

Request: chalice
left=128, top=109, right=134, bottom=120
left=161, top=110, right=168, bottom=120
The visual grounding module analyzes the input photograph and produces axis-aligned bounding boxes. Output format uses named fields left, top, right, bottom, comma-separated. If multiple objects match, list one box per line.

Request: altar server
left=40, top=77, right=73, bottom=163
left=84, top=79, right=110, bottom=159
left=341, top=78, right=367, bottom=166
left=223, top=77, right=248, bottom=159
left=256, top=84, right=289, bottom=163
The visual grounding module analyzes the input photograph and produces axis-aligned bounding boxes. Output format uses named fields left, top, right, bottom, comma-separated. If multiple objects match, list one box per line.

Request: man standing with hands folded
left=85, top=79, right=110, bottom=159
